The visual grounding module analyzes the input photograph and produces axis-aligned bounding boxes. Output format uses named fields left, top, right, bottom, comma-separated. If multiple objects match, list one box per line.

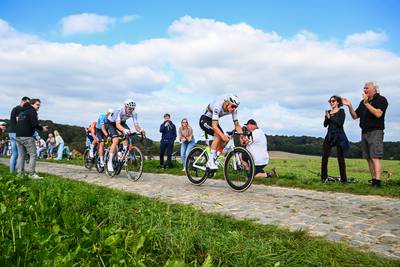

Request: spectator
left=54, top=130, right=65, bottom=160
left=8, top=96, right=30, bottom=173
left=0, top=121, right=6, bottom=134
left=15, top=98, right=47, bottom=179
left=179, top=118, right=195, bottom=171
left=159, top=113, right=177, bottom=169
left=242, top=119, right=275, bottom=178
left=36, top=135, right=47, bottom=158
left=321, top=96, right=349, bottom=183
left=46, top=133, right=56, bottom=159
left=342, top=81, right=388, bottom=188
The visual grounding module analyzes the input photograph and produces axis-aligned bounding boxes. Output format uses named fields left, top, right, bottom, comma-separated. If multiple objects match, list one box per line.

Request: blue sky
left=0, top=0, right=399, bottom=141
left=1, top=0, right=399, bottom=51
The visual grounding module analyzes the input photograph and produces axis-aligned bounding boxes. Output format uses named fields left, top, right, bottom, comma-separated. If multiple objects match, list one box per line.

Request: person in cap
left=242, top=119, right=275, bottom=178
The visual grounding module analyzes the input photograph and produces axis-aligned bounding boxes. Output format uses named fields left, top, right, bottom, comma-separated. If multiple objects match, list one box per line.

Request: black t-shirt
left=9, top=105, right=22, bottom=133
left=355, top=93, right=388, bottom=133
left=324, top=108, right=345, bottom=131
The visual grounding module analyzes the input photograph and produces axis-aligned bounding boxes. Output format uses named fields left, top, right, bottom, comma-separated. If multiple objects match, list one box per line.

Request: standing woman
left=321, top=95, right=349, bottom=183
left=179, top=118, right=195, bottom=171
left=54, top=130, right=65, bottom=160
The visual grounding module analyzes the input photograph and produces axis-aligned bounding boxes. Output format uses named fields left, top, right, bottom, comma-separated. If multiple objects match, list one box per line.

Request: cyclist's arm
left=101, top=124, right=108, bottom=137
left=234, top=121, right=243, bottom=134
left=116, top=121, right=127, bottom=133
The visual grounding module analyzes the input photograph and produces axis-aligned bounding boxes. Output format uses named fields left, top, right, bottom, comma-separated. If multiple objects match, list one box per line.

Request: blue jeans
left=9, top=133, right=18, bottom=173
left=57, top=143, right=64, bottom=160
left=181, top=140, right=195, bottom=169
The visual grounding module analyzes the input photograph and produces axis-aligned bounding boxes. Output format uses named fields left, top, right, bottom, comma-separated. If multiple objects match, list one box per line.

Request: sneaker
left=206, top=159, right=218, bottom=170
left=29, top=173, right=43, bottom=180
left=371, top=179, right=382, bottom=188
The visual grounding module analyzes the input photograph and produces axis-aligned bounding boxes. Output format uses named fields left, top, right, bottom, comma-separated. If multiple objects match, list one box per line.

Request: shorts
left=360, top=130, right=384, bottom=159
left=199, top=115, right=223, bottom=137
left=107, top=121, right=130, bottom=138
left=96, top=128, right=107, bottom=142
left=254, top=165, right=266, bottom=176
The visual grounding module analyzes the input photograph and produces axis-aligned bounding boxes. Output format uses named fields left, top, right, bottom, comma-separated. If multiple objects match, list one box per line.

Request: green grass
left=0, top=164, right=399, bottom=266
left=42, top=155, right=400, bottom=198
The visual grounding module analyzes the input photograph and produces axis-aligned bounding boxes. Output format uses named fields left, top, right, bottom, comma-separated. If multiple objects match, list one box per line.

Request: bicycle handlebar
left=226, top=130, right=252, bottom=137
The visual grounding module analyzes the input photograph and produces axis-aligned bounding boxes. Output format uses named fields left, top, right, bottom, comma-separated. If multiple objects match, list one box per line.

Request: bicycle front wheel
left=224, top=147, right=255, bottom=192
left=126, top=146, right=144, bottom=181
left=185, top=147, right=208, bottom=185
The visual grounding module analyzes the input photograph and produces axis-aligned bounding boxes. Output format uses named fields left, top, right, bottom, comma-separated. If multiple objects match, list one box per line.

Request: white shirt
left=108, top=106, right=138, bottom=125
left=204, top=100, right=238, bottom=122
left=246, top=128, right=269, bottom=166
left=55, top=135, right=64, bottom=146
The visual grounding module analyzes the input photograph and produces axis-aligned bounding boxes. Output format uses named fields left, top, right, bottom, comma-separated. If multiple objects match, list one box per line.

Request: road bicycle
left=83, top=140, right=110, bottom=173
left=105, top=132, right=145, bottom=181
left=185, top=130, right=255, bottom=192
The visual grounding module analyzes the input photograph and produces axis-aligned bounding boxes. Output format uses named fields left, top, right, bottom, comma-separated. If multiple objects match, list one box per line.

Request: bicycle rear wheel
left=83, top=149, right=93, bottom=169
left=224, top=147, right=255, bottom=192
left=126, top=146, right=144, bottom=181
left=185, top=147, right=208, bottom=185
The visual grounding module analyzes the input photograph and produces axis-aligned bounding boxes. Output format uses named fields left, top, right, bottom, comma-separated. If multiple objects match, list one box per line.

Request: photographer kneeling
left=242, top=119, right=275, bottom=178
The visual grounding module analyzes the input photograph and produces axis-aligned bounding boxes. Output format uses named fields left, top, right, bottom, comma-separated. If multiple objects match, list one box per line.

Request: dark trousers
left=160, top=140, right=174, bottom=167
left=321, top=138, right=347, bottom=181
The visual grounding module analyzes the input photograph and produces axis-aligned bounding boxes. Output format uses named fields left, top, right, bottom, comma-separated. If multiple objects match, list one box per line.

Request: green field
left=37, top=155, right=400, bottom=198
left=1, top=164, right=399, bottom=266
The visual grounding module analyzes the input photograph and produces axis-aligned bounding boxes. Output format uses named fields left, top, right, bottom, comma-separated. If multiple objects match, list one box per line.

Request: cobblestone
left=2, top=159, right=399, bottom=259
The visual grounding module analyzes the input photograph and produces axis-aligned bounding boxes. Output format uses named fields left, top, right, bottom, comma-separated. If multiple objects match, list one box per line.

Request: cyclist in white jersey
left=106, top=99, right=145, bottom=173
left=199, top=94, right=243, bottom=170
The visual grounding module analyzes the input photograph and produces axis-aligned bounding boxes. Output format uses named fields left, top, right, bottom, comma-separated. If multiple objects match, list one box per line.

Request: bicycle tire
left=224, top=147, right=255, bottom=192
left=83, top=149, right=93, bottom=170
left=126, top=146, right=144, bottom=181
left=185, top=147, right=208, bottom=185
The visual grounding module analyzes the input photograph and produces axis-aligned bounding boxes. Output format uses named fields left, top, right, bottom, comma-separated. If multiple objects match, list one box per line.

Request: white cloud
left=121, top=15, right=140, bottom=23
left=344, top=30, right=388, bottom=47
left=60, top=13, right=116, bottom=36
left=1, top=17, right=399, bottom=141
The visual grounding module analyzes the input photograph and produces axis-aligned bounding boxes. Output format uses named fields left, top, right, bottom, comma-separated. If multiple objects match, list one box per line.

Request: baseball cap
left=244, top=119, right=257, bottom=126
left=0, top=121, right=6, bottom=126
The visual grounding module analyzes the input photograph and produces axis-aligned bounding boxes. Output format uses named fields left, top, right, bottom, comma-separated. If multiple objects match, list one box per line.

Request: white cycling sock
left=108, top=153, right=114, bottom=165
left=208, top=149, right=216, bottom=162
left=89, top=144, right=94, bottom=157
left=99, top=156, right=104, bottom=164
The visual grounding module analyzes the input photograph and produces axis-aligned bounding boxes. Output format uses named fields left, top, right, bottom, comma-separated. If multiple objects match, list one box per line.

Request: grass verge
left=0, top=164, right=399, bottom=266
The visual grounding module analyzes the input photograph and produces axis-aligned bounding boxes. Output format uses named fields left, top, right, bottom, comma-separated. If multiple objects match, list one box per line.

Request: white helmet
left=106, top=108, right=114, bottom=115
left=225, top=94, right=240, bottom=106
left=124, top=99, right=136, bottom=109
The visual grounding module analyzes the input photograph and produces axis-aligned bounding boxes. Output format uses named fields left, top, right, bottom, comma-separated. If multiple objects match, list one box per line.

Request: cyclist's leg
left=107, top=123, right=120, bottom=171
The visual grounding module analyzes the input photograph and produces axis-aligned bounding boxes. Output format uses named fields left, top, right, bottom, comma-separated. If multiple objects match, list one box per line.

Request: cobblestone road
left=2, top=159, right=399, bottom=259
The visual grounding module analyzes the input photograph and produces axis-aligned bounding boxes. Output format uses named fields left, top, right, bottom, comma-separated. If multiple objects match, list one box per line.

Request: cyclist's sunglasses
left=230, top=104, right=238, bottom=109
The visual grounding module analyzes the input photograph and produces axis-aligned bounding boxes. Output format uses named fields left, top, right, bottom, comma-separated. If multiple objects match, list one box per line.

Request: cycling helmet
left=106, top=108, right=114, bottom=115
left=124, top=99, right=136, bottom=108
left=225, top=94, right=240, bottom=106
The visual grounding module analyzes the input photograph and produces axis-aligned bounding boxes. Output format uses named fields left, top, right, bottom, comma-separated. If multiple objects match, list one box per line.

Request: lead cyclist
left=106, top=99, right=145, bottom=173
left=199, top=94, right=244, bottom=170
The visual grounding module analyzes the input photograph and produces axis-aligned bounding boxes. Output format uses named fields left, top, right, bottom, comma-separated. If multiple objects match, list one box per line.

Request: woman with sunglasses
left=321, top=95, right=349, bottom=183
left=179, top=118, right=195, bottom=171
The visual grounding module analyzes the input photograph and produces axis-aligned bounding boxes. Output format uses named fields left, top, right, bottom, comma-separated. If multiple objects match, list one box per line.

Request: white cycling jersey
left=107, top=106, right=139, bottom=125
left=204, top=100, right=238, bottom=122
